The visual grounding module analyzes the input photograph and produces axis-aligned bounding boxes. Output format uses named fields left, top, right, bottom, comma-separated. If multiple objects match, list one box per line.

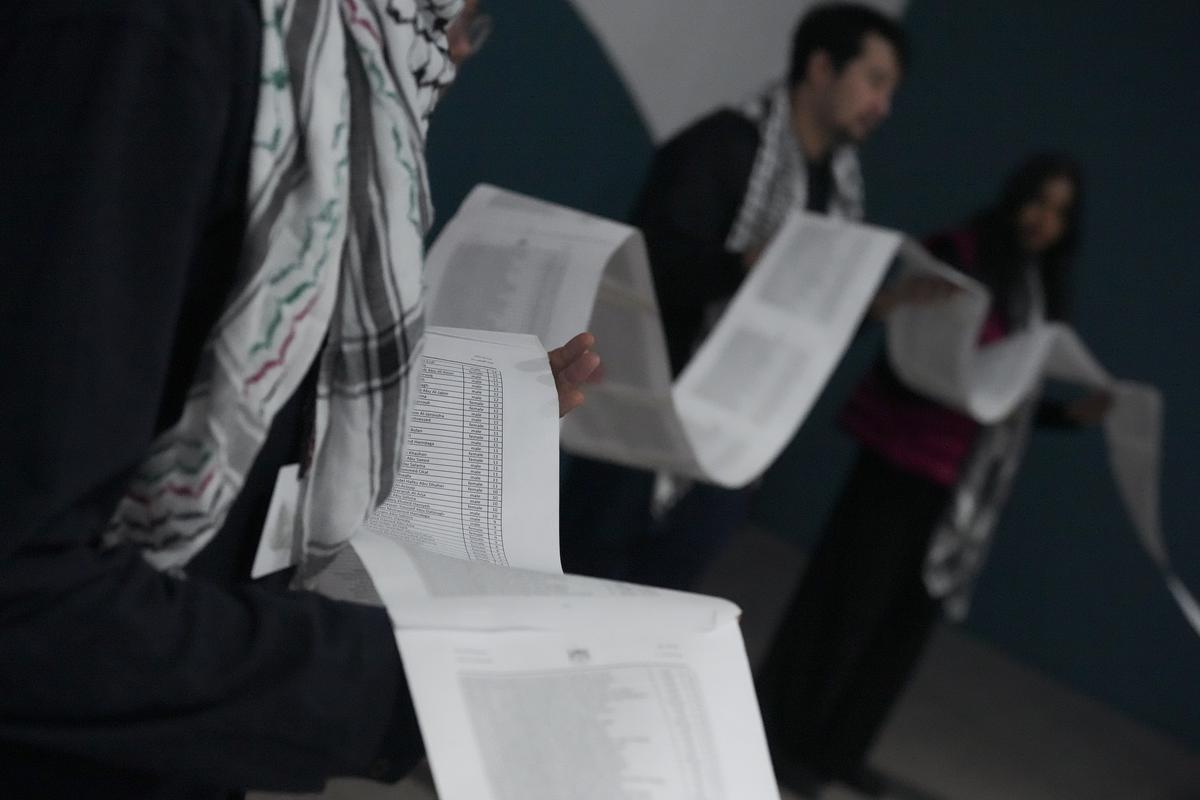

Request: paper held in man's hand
left=360, top=326, right=562, bottom=574
left=357, top=537, right=778, bottom=800
left=424, top=187, right=1195, bottom=636
left=344, top=326, right=780, bottom=800
left=394, top=622, right=777, bottom=800
left=425, top=185, right=901, bottom=488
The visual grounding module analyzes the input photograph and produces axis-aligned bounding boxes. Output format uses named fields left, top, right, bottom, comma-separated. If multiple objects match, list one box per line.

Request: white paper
left=425, top=185, right=630, bottom=352
left=250, top=463, right=301, bottom=578
left=354, top=474, right=776, bottom=797
left=354, top=528, right=656, bottom=602
left=885, top=246, right=1051, bottom=423
left=397, top=623, right=779, bottom=800
left=425, top=187, right=1197, bottom=637
left=339, top=323, right=780, bottom=798
left=352, top=529, right=739, bottom=633
left=884, top=248, right=1199, bottom=635
left=361, top=327, right=561, bottom=573
left=672, top=213, right=900, bottom=486
left=426, top=186, right=900, bottom=487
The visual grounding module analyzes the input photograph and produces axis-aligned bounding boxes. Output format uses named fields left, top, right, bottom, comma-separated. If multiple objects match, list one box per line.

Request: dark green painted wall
left=425, top=0, right=654, bottom=228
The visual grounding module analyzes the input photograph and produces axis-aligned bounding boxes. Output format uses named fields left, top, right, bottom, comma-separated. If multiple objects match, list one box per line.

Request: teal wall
left=425, top=0, right=1200, bottom=748
left=425, top=1, right=654, bottom=229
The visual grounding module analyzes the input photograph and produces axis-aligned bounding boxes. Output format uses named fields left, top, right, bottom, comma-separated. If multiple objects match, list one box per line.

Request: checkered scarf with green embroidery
left=106, top=0, right=462, bottom=569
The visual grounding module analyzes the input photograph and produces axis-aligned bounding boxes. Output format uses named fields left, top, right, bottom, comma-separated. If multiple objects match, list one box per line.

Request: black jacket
left=631, top=110, right=760, bottom=375
left=632, top=108, right=836, bottom=376
left=1, top=2, right=419, bottom=796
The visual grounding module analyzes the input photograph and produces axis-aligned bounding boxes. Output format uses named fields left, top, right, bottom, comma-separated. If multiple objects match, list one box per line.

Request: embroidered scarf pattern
left=725, top=83, right=864, bottom=254
left=105, top=0, right=462, bottom=570
left=923, top=269, right=1046, bottom=619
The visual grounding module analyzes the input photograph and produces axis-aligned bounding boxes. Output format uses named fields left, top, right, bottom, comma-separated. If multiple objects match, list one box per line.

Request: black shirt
left=632, top=110, right=759, bottom=375
left=632, top=110, right=837, bottom=375
left=0, top=1, right=418, bottom=796
left=805, top=155, right=834, bottom=215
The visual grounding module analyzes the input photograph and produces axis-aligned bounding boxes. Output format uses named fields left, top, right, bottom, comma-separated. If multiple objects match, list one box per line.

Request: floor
left=253, top=526, right=1200, bottom=800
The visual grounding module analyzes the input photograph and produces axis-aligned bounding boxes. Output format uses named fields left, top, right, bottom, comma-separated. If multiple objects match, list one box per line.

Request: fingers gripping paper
left=425, top=185, right=901, bottom=488
left=886, top=252, right=1200, bottom=635
left=361, top=327, right=563, bottom=574
left=329, top=327, right=779, bottom=800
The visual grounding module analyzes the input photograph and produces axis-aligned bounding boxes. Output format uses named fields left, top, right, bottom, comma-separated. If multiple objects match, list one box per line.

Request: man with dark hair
left=561, top=3, right=906, bottom=590
left=789, top=2, right=908, bottom=86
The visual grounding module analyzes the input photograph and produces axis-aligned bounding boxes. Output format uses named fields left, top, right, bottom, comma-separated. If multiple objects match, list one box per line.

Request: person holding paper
left=0, top=2, right=598, bottom=798
left=757, top=153, right=1110, bottom=793
left=561, top=3, right=907, bottom=588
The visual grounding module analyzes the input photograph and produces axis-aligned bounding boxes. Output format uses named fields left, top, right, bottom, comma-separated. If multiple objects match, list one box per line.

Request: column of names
left=396, top=356, right=507, bottom=565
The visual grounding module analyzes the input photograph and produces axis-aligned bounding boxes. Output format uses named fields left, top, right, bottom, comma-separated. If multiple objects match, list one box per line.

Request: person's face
left=1016, top=176, right=1075, bottom=256
left=819, top=34, right=902, bottom=144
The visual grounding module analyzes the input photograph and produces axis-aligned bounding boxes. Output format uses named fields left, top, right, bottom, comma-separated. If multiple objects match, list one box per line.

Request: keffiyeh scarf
left=653, top=83, right=866, bottom=518
left=923, top=268, right=1045, bottom=619
left=725, top=82, right=864, bottom=254
left=105, top=0, right=463, bottom=570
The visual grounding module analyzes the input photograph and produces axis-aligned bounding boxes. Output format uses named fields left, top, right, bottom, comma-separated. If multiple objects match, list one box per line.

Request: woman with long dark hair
left=758, top=153, right=1110, bottom=794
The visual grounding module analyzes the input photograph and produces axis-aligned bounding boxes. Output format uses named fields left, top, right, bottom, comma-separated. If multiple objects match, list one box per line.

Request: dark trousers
left=633, top=481, right=756, bottom=590
left=560, top=456, right=754, bottom=590
left=560, top=456, right=655, bottom=581
left=756, top=449, right=949, bottom=781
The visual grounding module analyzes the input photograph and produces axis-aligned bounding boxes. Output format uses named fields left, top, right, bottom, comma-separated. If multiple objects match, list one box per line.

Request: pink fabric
left=842, top=228, right=1008, bottom=487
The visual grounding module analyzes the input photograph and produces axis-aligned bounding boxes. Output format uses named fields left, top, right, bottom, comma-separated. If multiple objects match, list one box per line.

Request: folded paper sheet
left=427, top=187, right=1196, bottom=634
left=349, top=326, right=780, bottom=800
left=426, top=185, right=900, bottom=487
left=887, top=252, right=1199, bottom=634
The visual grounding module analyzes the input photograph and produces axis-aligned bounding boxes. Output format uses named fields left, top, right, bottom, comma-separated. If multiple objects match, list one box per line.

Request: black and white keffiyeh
left=923, top=268, right=1045, bottom=619
left=725, top=83, right=864, bottom=254
left=105, top=0, right=463, bottom=570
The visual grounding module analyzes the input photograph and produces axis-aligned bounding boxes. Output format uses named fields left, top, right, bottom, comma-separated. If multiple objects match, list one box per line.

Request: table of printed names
left=398, top=356, right=508, bottom=565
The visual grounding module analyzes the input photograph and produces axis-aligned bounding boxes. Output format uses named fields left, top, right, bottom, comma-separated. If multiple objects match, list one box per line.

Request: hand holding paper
left=337, top=324, right=779, bottom=800
left=548, top=331, right=603, bottom=416
left=425, top=186, right=901, bottom=487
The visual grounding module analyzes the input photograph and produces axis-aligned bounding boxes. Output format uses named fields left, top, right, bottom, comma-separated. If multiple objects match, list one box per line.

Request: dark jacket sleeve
left=0, top=5, right=418, bottom=792
left=631, top=110, right=760, bottom=373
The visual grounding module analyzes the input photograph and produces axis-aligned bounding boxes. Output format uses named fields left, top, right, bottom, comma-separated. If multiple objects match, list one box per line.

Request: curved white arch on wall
left=569, top=0, right=907, bottom=142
